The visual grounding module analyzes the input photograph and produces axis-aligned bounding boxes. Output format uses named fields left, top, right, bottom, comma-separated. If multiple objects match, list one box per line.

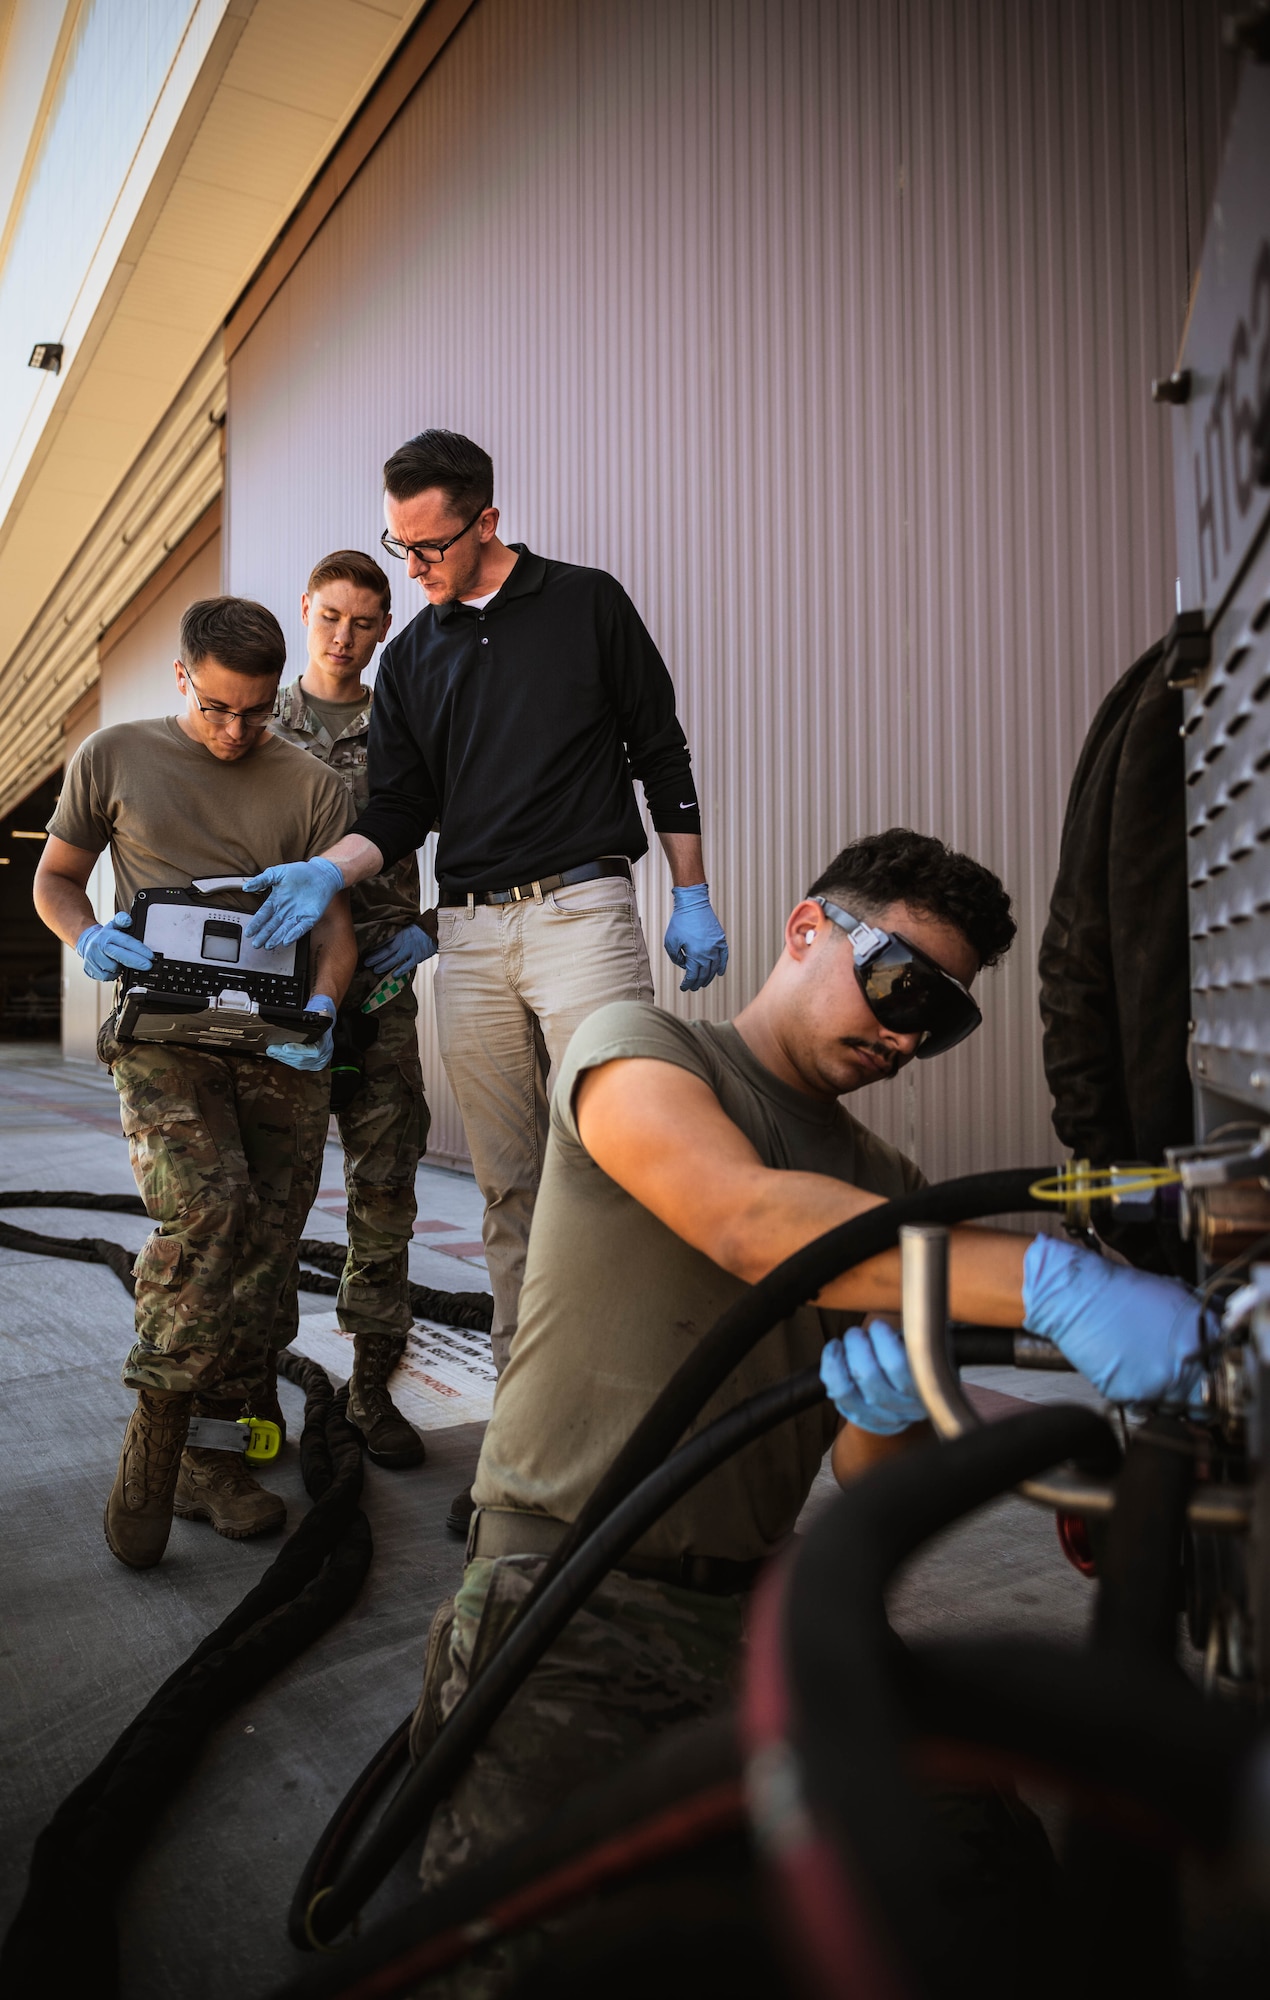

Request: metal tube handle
left=900, top=1224, right=981, bottom=1441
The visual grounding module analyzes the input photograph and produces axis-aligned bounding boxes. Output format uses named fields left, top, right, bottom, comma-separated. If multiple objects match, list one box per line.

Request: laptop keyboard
left=142, top=956, right=304, bottom=1008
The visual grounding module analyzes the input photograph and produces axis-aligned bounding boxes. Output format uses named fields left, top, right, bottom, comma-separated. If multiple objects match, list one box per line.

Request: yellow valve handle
left=1028, top=1165, right=1181, bottom=1205
left=240, top=1416, right=281, bottom=1464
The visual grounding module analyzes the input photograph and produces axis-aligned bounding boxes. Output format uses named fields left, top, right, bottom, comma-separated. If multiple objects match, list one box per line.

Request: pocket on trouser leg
left=131, top=1232, right=184, bottom=1348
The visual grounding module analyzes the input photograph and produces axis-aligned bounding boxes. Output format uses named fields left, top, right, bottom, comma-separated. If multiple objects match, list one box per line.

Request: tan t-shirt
left=473, top=1000, right=925, bottom=1564
left=48, top=716, right=354, bottom=912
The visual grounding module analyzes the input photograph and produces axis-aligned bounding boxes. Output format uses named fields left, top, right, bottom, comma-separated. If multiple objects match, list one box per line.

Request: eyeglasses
left=185, top=677, right=277, bottom=728
left=811, top=895, right=982, bottom=1059
left=380, top=501, right=486, bottom=566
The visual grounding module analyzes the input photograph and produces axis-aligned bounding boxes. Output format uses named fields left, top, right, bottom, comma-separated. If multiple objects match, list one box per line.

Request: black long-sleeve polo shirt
left=353, top=546, right=702, bottom=893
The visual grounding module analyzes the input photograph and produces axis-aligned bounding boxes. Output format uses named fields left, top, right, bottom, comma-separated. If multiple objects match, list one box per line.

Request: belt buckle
left=509, top=884, right=525, bottom=902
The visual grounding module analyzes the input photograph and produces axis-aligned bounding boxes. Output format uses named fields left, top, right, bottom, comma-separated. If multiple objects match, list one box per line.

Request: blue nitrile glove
left=76, top=912, right=154, bottom=981
left=266, top=993, right=336, bottom=1072
left=364, top=923, right=437, bottom=980
left=819, top=1321, right=927, bottom=1435
left=1022, top=1235, right=1213, bottom=1411
left=664, top=882, right=729, bottom=993
left=243, top=858, right=344, bottom=948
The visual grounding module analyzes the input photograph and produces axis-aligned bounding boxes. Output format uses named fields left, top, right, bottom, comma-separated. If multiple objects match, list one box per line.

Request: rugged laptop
left=114, top=879, right=329, bottom=1055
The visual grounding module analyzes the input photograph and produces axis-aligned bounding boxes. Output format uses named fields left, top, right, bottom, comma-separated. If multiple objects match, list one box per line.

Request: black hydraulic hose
left=286, top=1417, right=1257, bottom=2000
left=295, top=1169, right=1049, bottom=1948
left=290, top=1318, right=1025, bottom=1922
left=772, top=1406, right=1121, bottom=1997
left=512, top=1170, right=1048, bottom=1626
left=272, top=1715, right=746, bottom=2000
left=294, top=1364, right=828, bottom=1947
left=1063, top=1415, right=1198, bottom=1999
left=894, top=1636, right=1251, bottom=1847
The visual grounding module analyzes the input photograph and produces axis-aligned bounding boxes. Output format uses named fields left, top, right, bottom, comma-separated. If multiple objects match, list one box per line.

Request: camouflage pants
left=413, top=1554, right=745, bottom=1894
left=271, top=978, right=429, bottom=1358
left=409, top=1557, right=1056, bottom=1999
left=104, top=1029, right=330, bottom=1402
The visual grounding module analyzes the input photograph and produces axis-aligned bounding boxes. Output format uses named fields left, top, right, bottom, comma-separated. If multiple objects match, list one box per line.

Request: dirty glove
left=243, top=858, right=344, bottom=948
left=76, top=912, right=154, bottom=981
left=1022, top=1235, right=1213, bottom=1411
left=820, top=1321, right=926, bottom=1435
left=664, top=883, right=729, bottom=992
left=364, top=923, right=436, bottom=980
left=266, top=994, right=336, bottom=1072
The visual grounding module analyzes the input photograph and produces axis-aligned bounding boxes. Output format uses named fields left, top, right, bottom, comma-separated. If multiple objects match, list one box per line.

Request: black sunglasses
left=811, top=895, right=982, bottom=1059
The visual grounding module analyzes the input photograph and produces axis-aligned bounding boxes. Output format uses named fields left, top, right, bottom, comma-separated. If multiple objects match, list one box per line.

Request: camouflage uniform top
left=270, top=680, right=421, bottom=955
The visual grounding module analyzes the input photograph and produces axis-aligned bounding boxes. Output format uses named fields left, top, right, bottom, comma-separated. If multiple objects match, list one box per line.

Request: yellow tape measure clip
left=240, top=1416, right=281, bottom=1464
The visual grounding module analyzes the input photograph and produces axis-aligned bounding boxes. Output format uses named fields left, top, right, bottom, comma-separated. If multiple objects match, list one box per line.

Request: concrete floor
left=0, top=1041, right=1105, bottom=1998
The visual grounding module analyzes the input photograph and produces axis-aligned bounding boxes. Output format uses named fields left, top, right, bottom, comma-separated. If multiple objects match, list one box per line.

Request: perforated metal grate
left=1185, top=548, right=1270, bottom=1111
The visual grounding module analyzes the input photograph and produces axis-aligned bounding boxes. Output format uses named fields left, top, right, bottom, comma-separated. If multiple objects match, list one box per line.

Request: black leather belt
left=438, top=857, right=632, bottom=907
left=469, top=1505, right=763, bottom=1597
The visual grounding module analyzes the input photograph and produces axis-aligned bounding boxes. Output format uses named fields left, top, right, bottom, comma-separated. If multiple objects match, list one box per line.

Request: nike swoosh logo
left=680, top=801, right=695, bottom=809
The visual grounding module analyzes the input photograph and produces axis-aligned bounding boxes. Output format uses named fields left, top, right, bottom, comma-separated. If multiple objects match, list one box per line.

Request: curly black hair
left=807, top=829, right=1016, bottom=968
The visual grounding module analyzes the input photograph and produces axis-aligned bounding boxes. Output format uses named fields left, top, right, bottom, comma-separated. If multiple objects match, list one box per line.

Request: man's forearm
left=308, top=894, right=358, bottom=1008
left=34, top=872, right=97, bottom=949
left=718, top=1168, right=1028, bottom=1324
left=658, top=832, right=706, bottom=887
left=320, top=833, right=385, bottom=891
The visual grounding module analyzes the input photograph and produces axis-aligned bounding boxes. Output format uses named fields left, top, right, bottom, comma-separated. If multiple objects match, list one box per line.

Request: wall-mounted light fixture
left=28, top=343, right=63, bottom=373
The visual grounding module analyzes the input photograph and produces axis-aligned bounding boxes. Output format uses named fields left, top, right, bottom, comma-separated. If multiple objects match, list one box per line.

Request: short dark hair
left=807, top=829, right=1016, bottom=968
left=179, top=597, right=286, bottom=679
left=383, top=428, right=494, bottom=517
left=306, top=548, right=391, bottom=616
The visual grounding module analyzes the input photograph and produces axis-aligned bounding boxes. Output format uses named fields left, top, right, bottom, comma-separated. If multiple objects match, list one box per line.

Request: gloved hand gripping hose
left=295, top=1167, right=1054, bottom=1948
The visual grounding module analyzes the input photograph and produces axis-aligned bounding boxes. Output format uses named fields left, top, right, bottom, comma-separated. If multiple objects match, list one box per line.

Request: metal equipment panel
left=1175, top=63, right=1270, bottom=1121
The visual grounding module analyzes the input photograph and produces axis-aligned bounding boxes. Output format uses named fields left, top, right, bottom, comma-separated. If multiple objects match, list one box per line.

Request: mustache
left=841, top=1037, right=900, bottom=1079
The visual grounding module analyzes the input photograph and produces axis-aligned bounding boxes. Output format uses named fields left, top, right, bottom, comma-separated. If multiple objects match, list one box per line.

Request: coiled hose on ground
left=0, top=1189, right=494, bottom=1996
left=0, top=1352, right=370, bottom=1999
left=0, top=1189, right=496, bottom=1329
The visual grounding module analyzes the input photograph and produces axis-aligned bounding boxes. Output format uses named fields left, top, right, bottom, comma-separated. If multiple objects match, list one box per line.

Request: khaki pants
left=434, top=875, right=653, bottom=1371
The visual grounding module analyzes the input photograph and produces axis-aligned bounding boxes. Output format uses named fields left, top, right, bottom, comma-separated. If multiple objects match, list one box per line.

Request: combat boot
left=174, top=1399, right=286, bottom=1539
left=348, top=1332, right=426, bottom=1468
left=104, top=1387, right=192, bottom=1570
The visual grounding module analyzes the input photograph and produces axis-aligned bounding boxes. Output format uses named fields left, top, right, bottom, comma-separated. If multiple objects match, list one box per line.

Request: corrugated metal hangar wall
left=224, top=0, right=1235, bottom=1178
